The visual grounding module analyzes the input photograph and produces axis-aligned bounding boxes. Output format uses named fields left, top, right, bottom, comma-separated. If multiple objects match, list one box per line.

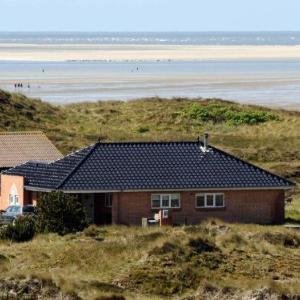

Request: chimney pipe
left=203, top=133, right=209, bottom=151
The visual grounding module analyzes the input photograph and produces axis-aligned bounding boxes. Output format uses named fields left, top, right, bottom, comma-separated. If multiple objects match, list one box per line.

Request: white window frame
left=8, top=184, right=20, bottom=206
left=195, top=193, right=225, bottom=208
left=151, top=194, right=181, bottom=209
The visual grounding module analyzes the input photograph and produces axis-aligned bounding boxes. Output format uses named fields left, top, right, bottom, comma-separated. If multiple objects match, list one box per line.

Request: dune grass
left=1, top=89, right=300, bottom=168
left=0, top=221, right=300, bottom=299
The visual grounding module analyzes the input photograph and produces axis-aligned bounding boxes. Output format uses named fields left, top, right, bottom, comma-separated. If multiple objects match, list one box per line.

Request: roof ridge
left=97, top=140, right=200, bottom=145
left=210, top=145, right=295, bottom=186
left=56, top=142, right=99, bottom=189
left=0, top=131, right=44, bottom=135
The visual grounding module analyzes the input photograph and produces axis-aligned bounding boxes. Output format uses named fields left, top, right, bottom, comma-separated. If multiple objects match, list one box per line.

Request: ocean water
left=1, top=32, right=300, bottom=106
left=1, top=31, right=300, bottom=45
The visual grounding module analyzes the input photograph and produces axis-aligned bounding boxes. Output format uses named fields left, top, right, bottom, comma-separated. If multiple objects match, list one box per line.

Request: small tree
left=36, top=191, right=88, bottom=235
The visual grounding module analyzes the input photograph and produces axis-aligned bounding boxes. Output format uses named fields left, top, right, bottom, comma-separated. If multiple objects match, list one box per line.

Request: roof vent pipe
left=200, top=133, right=209, bottom=153
left=204, top=133, right=209, bottom=150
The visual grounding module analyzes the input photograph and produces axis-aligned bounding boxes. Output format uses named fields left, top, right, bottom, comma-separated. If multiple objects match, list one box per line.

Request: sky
left=1, top=0, right=300, bottom=32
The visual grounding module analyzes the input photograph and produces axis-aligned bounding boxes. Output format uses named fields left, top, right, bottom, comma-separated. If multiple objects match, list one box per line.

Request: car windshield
left=23, top=206, right=35, bottom=213
left=5, top=206, right=21, bottom=214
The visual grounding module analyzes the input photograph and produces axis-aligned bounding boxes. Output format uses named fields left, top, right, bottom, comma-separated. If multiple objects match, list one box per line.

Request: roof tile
left=4, top=141, right=294, bottom=191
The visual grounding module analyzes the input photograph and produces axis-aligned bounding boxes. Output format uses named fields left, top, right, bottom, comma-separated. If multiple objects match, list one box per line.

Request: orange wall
left=0, top=175, right=25, bottom=210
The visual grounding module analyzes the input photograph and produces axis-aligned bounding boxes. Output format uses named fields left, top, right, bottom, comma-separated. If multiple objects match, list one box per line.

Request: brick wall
left=111, top=190, right=285, bottom=225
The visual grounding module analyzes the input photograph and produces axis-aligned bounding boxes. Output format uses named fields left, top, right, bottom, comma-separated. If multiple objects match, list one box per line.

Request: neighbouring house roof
left=3, top=140, right=294, bottom=192
left=0, top=131, right=63, bottom=168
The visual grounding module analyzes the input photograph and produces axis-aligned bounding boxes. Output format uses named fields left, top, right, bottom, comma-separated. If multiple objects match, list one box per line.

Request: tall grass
left=0, top=222, right=299, bottom=299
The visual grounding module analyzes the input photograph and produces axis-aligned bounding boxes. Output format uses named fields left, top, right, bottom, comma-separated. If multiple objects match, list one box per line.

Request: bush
left=182, top=103, right=279, bottom=125
left=36, top=191, right=88, bottom=235
left=0, top=216, right=36, bottom=242
left=188, top=236, right=216, bottom=253
left=136, top=126, right=150, bottom=133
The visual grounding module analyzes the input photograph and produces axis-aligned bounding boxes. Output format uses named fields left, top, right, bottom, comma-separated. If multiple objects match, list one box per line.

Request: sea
left=1, top=31, right=300, bottom=107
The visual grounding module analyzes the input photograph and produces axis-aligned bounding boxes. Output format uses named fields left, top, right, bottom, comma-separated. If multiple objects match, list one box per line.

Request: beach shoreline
left=2, top=44, right=300, bottom=62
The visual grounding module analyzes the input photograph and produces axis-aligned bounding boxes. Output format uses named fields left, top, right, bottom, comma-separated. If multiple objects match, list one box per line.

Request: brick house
left=0, top=131, right=63, bottom=208
left=1, top=136, right=294, bottom=225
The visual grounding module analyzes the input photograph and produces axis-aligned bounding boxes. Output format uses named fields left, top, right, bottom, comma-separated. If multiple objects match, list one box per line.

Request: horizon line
left=1, top=30, right=300, bottom=33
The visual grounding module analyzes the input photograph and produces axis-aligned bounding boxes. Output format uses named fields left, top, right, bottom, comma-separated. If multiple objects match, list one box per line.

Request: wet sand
left=1, top=44, right=300, bottom=109
left=1, top=44, right=300, bottom=61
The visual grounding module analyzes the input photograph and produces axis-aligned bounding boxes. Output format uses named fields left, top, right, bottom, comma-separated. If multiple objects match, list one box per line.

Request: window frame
left=195, top=193, right=225, bottom=208
left=151, top=194, right=181, bottom=209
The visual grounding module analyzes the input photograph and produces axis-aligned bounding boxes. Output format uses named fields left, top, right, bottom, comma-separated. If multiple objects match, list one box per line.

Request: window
left=104, top=194, right=112, bottom=208
left=8, top=184, right=19, bottom=206
left=195, top=193, right=225, bottom=208
left=215, top=194, right=224, bottom=207
left=22, top=205, right=35, bottom=213
left=9, top=194, right=14, bottom=205
left=206, top=194, right=214, bottom=207
left=151, top=195, right=160, bottom=208
left=151, top=194, right=180, bottom=209
left=6, top=206, right=21, bottom=214
left=196, top=194, right=205, bottom=208
left=161, top=195, right=169, bottom=208
left=171, top=194, right=180, bottom=208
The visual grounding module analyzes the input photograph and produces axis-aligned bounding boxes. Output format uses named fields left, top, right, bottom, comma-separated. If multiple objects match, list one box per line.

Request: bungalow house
left=0, top=135, right=294, bottom=225
left=0, top=131, right=63, bottom=208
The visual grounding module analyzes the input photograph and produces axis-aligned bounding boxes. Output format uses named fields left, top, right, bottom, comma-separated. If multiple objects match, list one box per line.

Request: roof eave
left=24, top=185, right=294, bottom=193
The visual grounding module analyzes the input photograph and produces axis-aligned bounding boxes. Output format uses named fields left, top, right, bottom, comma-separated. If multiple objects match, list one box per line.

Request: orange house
left=0, top=131, right=62, bottom=210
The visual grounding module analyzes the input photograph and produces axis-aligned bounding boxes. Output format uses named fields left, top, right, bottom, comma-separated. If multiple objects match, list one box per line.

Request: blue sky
left=1, top=0, right=300, bottom=32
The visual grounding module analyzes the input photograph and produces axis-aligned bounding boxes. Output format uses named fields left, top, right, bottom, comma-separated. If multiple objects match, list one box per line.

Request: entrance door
left=94, top=193, right=112, bottom=225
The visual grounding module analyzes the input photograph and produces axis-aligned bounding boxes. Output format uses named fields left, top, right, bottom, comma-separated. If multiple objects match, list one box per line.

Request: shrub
left=83, top=225, right=101, bottom=237
left=259, top=231, right=300, bottom=248
left=188, top=236, right=216, bottom=253
left=0, top=216, right=36, bottom=242
left=36, top=191, right=88, bottom=235
left=136, top=126, right=150, bottom=133
left=182, top=103, right=279, bottom=125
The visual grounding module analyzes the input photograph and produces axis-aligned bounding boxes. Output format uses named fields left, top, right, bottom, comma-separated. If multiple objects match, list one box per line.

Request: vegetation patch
left=0, top=277, right=80, bottom=300
left=188, top=236, right=217, bottom=253
left=0, top=224, right=299, bottom=299
left=256, top=231, right=300, bottom=248
left=0, top=216, right=36, bottom=242
left=182, top=102, right=279, bottom=125
left=36, top=191, right=88, bottom=235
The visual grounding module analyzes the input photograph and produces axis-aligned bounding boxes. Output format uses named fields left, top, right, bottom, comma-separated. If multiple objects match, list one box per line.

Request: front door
left=94, top=193, right=112, bottom=225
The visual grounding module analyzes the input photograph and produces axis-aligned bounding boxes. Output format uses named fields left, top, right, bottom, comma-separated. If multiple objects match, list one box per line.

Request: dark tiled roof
left=4, top=141, right=294, bottom=191
left=0, top=131, right=63, bottom=168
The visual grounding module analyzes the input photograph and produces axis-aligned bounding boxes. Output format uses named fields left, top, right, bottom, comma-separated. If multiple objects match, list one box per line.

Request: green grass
left=182, top=102, right=279, bottom=125
left=0, top=221, right=300, bottom=299
left=286, top=194, right=300, bottom=223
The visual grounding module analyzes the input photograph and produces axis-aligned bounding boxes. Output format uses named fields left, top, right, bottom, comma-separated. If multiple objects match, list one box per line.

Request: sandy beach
left=1, top=39, right=300, bottom=109
left=1, top=44, right=300, bottom=62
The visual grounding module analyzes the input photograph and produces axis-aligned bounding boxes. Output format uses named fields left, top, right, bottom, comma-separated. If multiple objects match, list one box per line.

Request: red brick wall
left=111, top=190, right=285, bottom=225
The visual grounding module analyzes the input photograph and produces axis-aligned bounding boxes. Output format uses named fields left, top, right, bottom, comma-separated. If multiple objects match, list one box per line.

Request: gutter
left=24, top=185, right=294, bottom=193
